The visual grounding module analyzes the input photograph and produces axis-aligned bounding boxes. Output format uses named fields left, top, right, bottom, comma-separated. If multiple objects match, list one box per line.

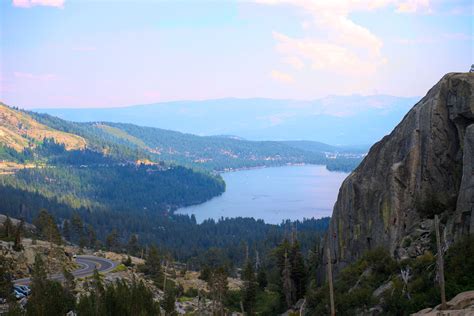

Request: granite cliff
left=323, top=72, right=473, bottom=274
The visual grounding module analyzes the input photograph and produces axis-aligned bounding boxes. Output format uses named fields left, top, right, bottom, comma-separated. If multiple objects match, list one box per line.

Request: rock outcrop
left=323, top=73, right=473, bottom=274
left=412, top=290, right=474, bottom=315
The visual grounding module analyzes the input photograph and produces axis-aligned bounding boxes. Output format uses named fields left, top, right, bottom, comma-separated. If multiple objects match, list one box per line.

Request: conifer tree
left=290, top=239, right=307, bottom=300
left=127, top=234, right=139, bottom=256
left=143, top=245, right=163, bottom=286
left=62, top=220, right=71, bottom=241
left=207, top=266, right=228, bottom=316
left=2, top=216, right=13, bottom=239
left=26, top=254, right=75, bottom=316
left=70, top=213, right=84, bottom=243
left=34, top=210, right=61, bottom=245
left=86, top=224, right=97, bottom=249
left=257, top=266, right=268, bottom=290
left=242, top=260, right=257, bottom=315
left=63, top=267, right=76, bottom=297
left=12, top=219, right=24, bottom=251
left=0, top=254, right=13, bottom=301
left=162, top=286, right=176, bottom=316
left=106, top=229, right=119, bottom=251
left=282, top=250, right=294, bottom=308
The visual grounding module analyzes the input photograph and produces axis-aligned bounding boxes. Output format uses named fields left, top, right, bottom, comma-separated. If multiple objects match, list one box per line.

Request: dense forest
left=3, top=210, right=471, bottom=315
left=0, top=183, right=329, bottom=268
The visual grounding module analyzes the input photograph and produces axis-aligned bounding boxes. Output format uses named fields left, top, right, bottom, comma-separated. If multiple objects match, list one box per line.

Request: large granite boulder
left=322, top=73, right=473, bottom=274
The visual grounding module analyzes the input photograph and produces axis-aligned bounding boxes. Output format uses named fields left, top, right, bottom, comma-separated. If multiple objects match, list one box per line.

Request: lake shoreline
left=216, top=162, right=350, bottom=174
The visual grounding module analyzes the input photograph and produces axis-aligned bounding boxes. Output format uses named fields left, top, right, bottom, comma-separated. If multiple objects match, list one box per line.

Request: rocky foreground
left=413, top=290, right=474, bottom=316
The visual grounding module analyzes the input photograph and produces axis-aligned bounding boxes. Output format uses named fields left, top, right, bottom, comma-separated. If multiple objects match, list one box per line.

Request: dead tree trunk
left=434, top=215, right=447, bottom=310
left=327, top=247, right=335, bottom=316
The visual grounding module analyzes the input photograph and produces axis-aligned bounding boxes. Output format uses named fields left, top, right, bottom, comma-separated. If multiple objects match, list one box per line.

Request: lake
left=176, top=165, right=349, bottom=224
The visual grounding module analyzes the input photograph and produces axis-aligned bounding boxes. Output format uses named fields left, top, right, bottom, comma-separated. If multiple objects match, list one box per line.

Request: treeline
left=1, top=163, right=225, bottom=212
left=100, top=122, right=330, bottom=171
left=197, top=236, right=317, bottom=314
left=1, top=208, right=328, bottom=315
left=326, top=157, right=363, bottom=172
left=0, top=181, right=329, bottom=266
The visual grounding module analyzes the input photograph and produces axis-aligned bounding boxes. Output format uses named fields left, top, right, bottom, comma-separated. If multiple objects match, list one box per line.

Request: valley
left=2, top=1, right=472, bottom=314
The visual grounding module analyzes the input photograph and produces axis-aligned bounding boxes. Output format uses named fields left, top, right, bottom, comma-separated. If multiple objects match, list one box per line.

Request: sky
left=0, top=0, right=472, bottom=109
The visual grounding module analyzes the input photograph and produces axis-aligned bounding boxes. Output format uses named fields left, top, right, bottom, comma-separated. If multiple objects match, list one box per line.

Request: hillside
left=94, top=122, right=330, bottom=171
left=0, top=104, right=226, bottom=225
left=0, top=103, right=86, bottom=152
left=36, top=95, right=419, bottom=145
left=23, top=111, right=363, bottom=172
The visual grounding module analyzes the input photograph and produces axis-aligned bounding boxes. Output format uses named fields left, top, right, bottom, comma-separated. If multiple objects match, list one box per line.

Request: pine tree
left=12, top=219, right=24, bottom=251
left=26, top=254, right=75, bottom=316
left=63, top=267, right=76, bottom=297
left=242, top=260, right=257, bottom=315
left=0, top=254, right=13, bottom=301
left=290, top=239, right=307, bottom=300
left=71, top=213, right=84, bottom=243
left=106, top=229, right=119, bottom=251
left=208, top=266, right=228, bottom=316
left=161, top=286, right=176, bottom=316
left=143, top=245, right=163, bottom=286
left=257, top=266, right=268, bottom=290
left=282, top=250, right=294, bottom=308
left=62, top=220, right=71, bottom=241
left=199, top=265, right=211, bottom=282
left=127, top=234, right=139, bottom=256
left=307, top=241, right=321, bottom=285
left=86, top=224, right=97, bottom=249
left=2, top=216, right=13, bottom=239
left=34, top=210, right=61, bottom=245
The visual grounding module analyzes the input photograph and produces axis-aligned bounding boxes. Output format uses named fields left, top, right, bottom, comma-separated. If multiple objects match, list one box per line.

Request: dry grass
left=0, top=103, right=86, bottom=152
left=0, top=161, right=37, bottom=174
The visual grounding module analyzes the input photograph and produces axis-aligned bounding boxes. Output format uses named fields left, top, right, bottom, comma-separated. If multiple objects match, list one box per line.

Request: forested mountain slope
left=0, top=103, right=225, bottom=221
left=27, top=112, right=362, bottom=172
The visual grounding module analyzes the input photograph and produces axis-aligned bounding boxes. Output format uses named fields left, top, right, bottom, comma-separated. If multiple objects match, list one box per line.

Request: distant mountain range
left=36, top=95, right=420, bottom=146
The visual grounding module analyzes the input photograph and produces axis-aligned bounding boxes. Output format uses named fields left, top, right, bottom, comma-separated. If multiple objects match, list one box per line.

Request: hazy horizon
left=1, top=0, right=472, bottom=109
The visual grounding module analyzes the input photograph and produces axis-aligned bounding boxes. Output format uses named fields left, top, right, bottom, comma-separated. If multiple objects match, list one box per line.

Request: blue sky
left=0, top=0, right=472, bottom=108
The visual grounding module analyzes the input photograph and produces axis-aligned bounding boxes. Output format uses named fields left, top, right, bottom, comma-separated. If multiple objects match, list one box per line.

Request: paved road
left=14, top=255, right=118, bottom=285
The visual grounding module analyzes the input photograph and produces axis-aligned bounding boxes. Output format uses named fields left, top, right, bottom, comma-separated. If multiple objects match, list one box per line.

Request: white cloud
left=270, top=70, right=295, bottom=83
left=284, top=56, right=305, bottom=70
left=273, top=31, right=385, bottom=76
left=257, top=0, right=431, bottom=78
left=12, top=0, right=64, bottom=8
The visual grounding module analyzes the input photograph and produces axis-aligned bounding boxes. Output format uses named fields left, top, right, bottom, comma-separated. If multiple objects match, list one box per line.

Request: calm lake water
left=176, top=165, right=349, bottom=224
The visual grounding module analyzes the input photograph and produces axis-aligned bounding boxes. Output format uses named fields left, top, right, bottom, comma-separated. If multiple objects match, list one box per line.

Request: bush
left=445, top=235, right=474, bottom=298
left=184, top=287, right=199, bottom=298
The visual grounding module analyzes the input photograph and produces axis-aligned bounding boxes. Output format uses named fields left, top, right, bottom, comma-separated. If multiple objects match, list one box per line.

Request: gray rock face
left=322, top=73, right=474, bottom=274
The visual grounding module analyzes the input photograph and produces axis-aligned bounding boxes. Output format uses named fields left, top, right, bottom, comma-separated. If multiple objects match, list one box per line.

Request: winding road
left=14, top=255, right=118, bottom=285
